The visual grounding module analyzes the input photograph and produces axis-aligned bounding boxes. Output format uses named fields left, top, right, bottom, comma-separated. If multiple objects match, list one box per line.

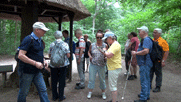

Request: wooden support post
left=68, top=12, right=74, bottom=82
left=58, top=14, right=63, bottom=31
left=21, top=1, right=38, bottom=41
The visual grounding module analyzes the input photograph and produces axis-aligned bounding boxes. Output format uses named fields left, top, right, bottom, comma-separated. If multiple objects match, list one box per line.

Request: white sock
left=89, top=92, right=92, bottom=94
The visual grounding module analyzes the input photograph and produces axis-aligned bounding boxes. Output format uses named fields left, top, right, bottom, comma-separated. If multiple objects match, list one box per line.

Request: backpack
left=141, top=37, right=163, bottom=62
left=50, top=41, right=65, bottom=67
left=14, top=35, right=34, bottom=62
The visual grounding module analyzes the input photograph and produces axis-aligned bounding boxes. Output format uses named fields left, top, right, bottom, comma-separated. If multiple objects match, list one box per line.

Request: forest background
left=0, top=0, right=180, bottom=59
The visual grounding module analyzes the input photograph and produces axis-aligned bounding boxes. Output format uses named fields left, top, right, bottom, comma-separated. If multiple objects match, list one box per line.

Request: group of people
left=17, top=21, right=169, bottom=102
left=125, top=26, right=169, bottom=102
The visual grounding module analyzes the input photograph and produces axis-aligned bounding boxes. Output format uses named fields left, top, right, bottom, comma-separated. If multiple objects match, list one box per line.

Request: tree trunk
left=92, top=16, right=96, bottom=35
left=14, top=20, right=18, bottom=51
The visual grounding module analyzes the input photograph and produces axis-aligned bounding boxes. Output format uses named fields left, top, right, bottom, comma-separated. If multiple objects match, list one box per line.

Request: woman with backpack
left=49, top=31, right=70, bottom=101
left=87, top=32, right=108, bottom=100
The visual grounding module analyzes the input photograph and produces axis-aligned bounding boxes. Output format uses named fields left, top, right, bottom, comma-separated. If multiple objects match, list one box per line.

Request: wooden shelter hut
left=0, top=0, right=91, bottom=86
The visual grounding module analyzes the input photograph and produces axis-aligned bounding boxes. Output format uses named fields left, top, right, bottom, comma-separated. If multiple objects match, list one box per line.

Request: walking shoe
left=59, top=95, right=66, bottom=102
left=76, top=82, right=80, bottom=86
left=134, top=99, right=147, bottom=102
left=75, top=85, right=85, bottom=89
left=134, top=75, right=137, bottom=79
left=102, top=93, right=106, bottom=100
left=128, top=75, right=134, bottom=80
left=153, top=87, right=160, bottom=92
left=124, top=71, right=129, bottom=76
left=87, top=92, right=92, bottom=99
left=138, top=94, right=150, bottom=100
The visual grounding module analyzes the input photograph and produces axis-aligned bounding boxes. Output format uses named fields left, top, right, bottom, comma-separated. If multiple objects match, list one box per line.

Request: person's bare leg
left=86, top=64, right=89, bottom=72
left=133, top=66, right=137, bottom=76
left=130, top=66, right=134, bottom=75
left=112, top=90, right=117, bottom=102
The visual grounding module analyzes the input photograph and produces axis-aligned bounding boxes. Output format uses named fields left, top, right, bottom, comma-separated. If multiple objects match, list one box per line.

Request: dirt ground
left=0, top=55, right=181, bottom=102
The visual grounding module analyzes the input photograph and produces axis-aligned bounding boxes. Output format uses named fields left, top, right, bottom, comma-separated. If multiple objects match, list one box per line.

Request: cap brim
left=102, top=37, right=107, bottom=41
left=41, top=27, right=49, bottom=31
left=137, top=28, right=142, bottom=30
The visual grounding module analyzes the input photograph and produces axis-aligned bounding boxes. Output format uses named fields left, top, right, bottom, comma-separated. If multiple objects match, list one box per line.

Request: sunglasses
left=96, top=37, right=103, bottom=39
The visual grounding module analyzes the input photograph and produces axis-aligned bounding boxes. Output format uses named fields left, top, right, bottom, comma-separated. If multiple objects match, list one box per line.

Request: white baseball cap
left=102, top=31, right=115, bottom=40
left=137, top=26, right=149, bottom=33
left=33, top=22, right=49, bottom=31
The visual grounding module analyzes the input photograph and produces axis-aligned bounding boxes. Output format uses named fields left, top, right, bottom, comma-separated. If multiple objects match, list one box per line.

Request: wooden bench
left=0, top=65, right=13, bottom=87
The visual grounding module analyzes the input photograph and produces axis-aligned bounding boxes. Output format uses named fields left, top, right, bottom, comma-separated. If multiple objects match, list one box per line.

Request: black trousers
left=150, top=61, right=162, bottom=88
left=50, top=66, right=66, bottom=100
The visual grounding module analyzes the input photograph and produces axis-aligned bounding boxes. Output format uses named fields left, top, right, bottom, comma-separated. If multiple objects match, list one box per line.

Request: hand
left=131, top=51, right=137, bottom=56
left=103, top=48, right=107, bottom=51
left=44, top=60, right=48, bottom=68
left=90, top=56, right=93, bottom=62
left=162, top=62, right=165, bottom=67
left=77, top=58, right=81, bottom=65
left=35, top=62, right=44, bottom=69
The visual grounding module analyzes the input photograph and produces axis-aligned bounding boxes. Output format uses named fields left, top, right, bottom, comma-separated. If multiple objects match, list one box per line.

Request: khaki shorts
left=108, top=68, right=122, bottom=91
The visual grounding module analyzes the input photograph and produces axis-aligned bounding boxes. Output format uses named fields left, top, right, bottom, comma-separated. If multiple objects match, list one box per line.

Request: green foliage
left=0, top=0, right=180, bottom=59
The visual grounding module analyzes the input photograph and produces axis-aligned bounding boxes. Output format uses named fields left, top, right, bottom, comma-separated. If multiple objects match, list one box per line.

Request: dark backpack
left=141, top=37, right=164, bottom=62
left=14, top=35, right=34, bottom=62
left=50, top=41, right=65, bottom=67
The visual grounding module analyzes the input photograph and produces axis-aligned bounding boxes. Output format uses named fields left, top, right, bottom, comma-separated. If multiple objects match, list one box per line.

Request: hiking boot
left=75, top=85, right=85, bottom=89
left=134, top=99, right=147, bottom=102
left=138, top=94, right=150, bottom=100
left=102, top=93, right=106, bottom=100
left=87, top=92, right=92, bottom=99
left=128, top=75, right=134, bottom=80
left=134, top=75, right=137, bottom=79
left=153, top=87, right=160, bottom=92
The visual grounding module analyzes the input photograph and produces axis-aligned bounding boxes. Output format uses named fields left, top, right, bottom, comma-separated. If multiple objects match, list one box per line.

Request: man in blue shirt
left=132, top=26, right=153, bottom=102
left=62, top=30, right=76, bottom=80
left=17, top=22, right=50, bottom=102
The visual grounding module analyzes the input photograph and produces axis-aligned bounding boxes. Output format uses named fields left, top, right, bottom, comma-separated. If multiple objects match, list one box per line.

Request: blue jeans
left=139, top=65, right=151, bottom=100
left=17, top=72, right=50, bottom=102
left=88, top=63, right=106, bottom=90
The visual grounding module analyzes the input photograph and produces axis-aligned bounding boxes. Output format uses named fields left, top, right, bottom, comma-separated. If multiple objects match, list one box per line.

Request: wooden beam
left=52, top=17, right=58, bottom=23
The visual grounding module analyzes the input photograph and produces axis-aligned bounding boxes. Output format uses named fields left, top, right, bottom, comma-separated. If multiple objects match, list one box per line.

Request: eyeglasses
left=96, top=37, right=103, bottom=39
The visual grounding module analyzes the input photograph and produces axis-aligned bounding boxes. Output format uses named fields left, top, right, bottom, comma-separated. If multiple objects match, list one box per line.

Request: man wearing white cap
left=132, top=26, right=153, bottom=102
left=17, top=22, right=50, bottom=102
left=98, top=31, right=122, bottom=102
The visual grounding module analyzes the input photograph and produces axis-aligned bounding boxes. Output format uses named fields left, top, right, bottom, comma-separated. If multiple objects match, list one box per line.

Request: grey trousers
left=77, top=58, right=85, bottom=87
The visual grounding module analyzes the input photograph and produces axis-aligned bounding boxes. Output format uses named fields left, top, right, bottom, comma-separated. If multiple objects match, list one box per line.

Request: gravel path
left=0, top=55, right=181, bottom=102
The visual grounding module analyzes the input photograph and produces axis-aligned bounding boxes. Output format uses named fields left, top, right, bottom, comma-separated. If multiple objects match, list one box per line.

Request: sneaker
left=87, top=92, right=92, bottom=99
left=128, top=75, right=134, bottom=80
left=124, top=71, right=129, bottom=76
left=75, top=85, right=85, bottom=89
left=102, top=93, right=106, bottom=100
left=138, top=94, right=150, bottom=100
left=153, top=87, right=160, bottom=92
left=134, top=75, right=137, bottom=79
